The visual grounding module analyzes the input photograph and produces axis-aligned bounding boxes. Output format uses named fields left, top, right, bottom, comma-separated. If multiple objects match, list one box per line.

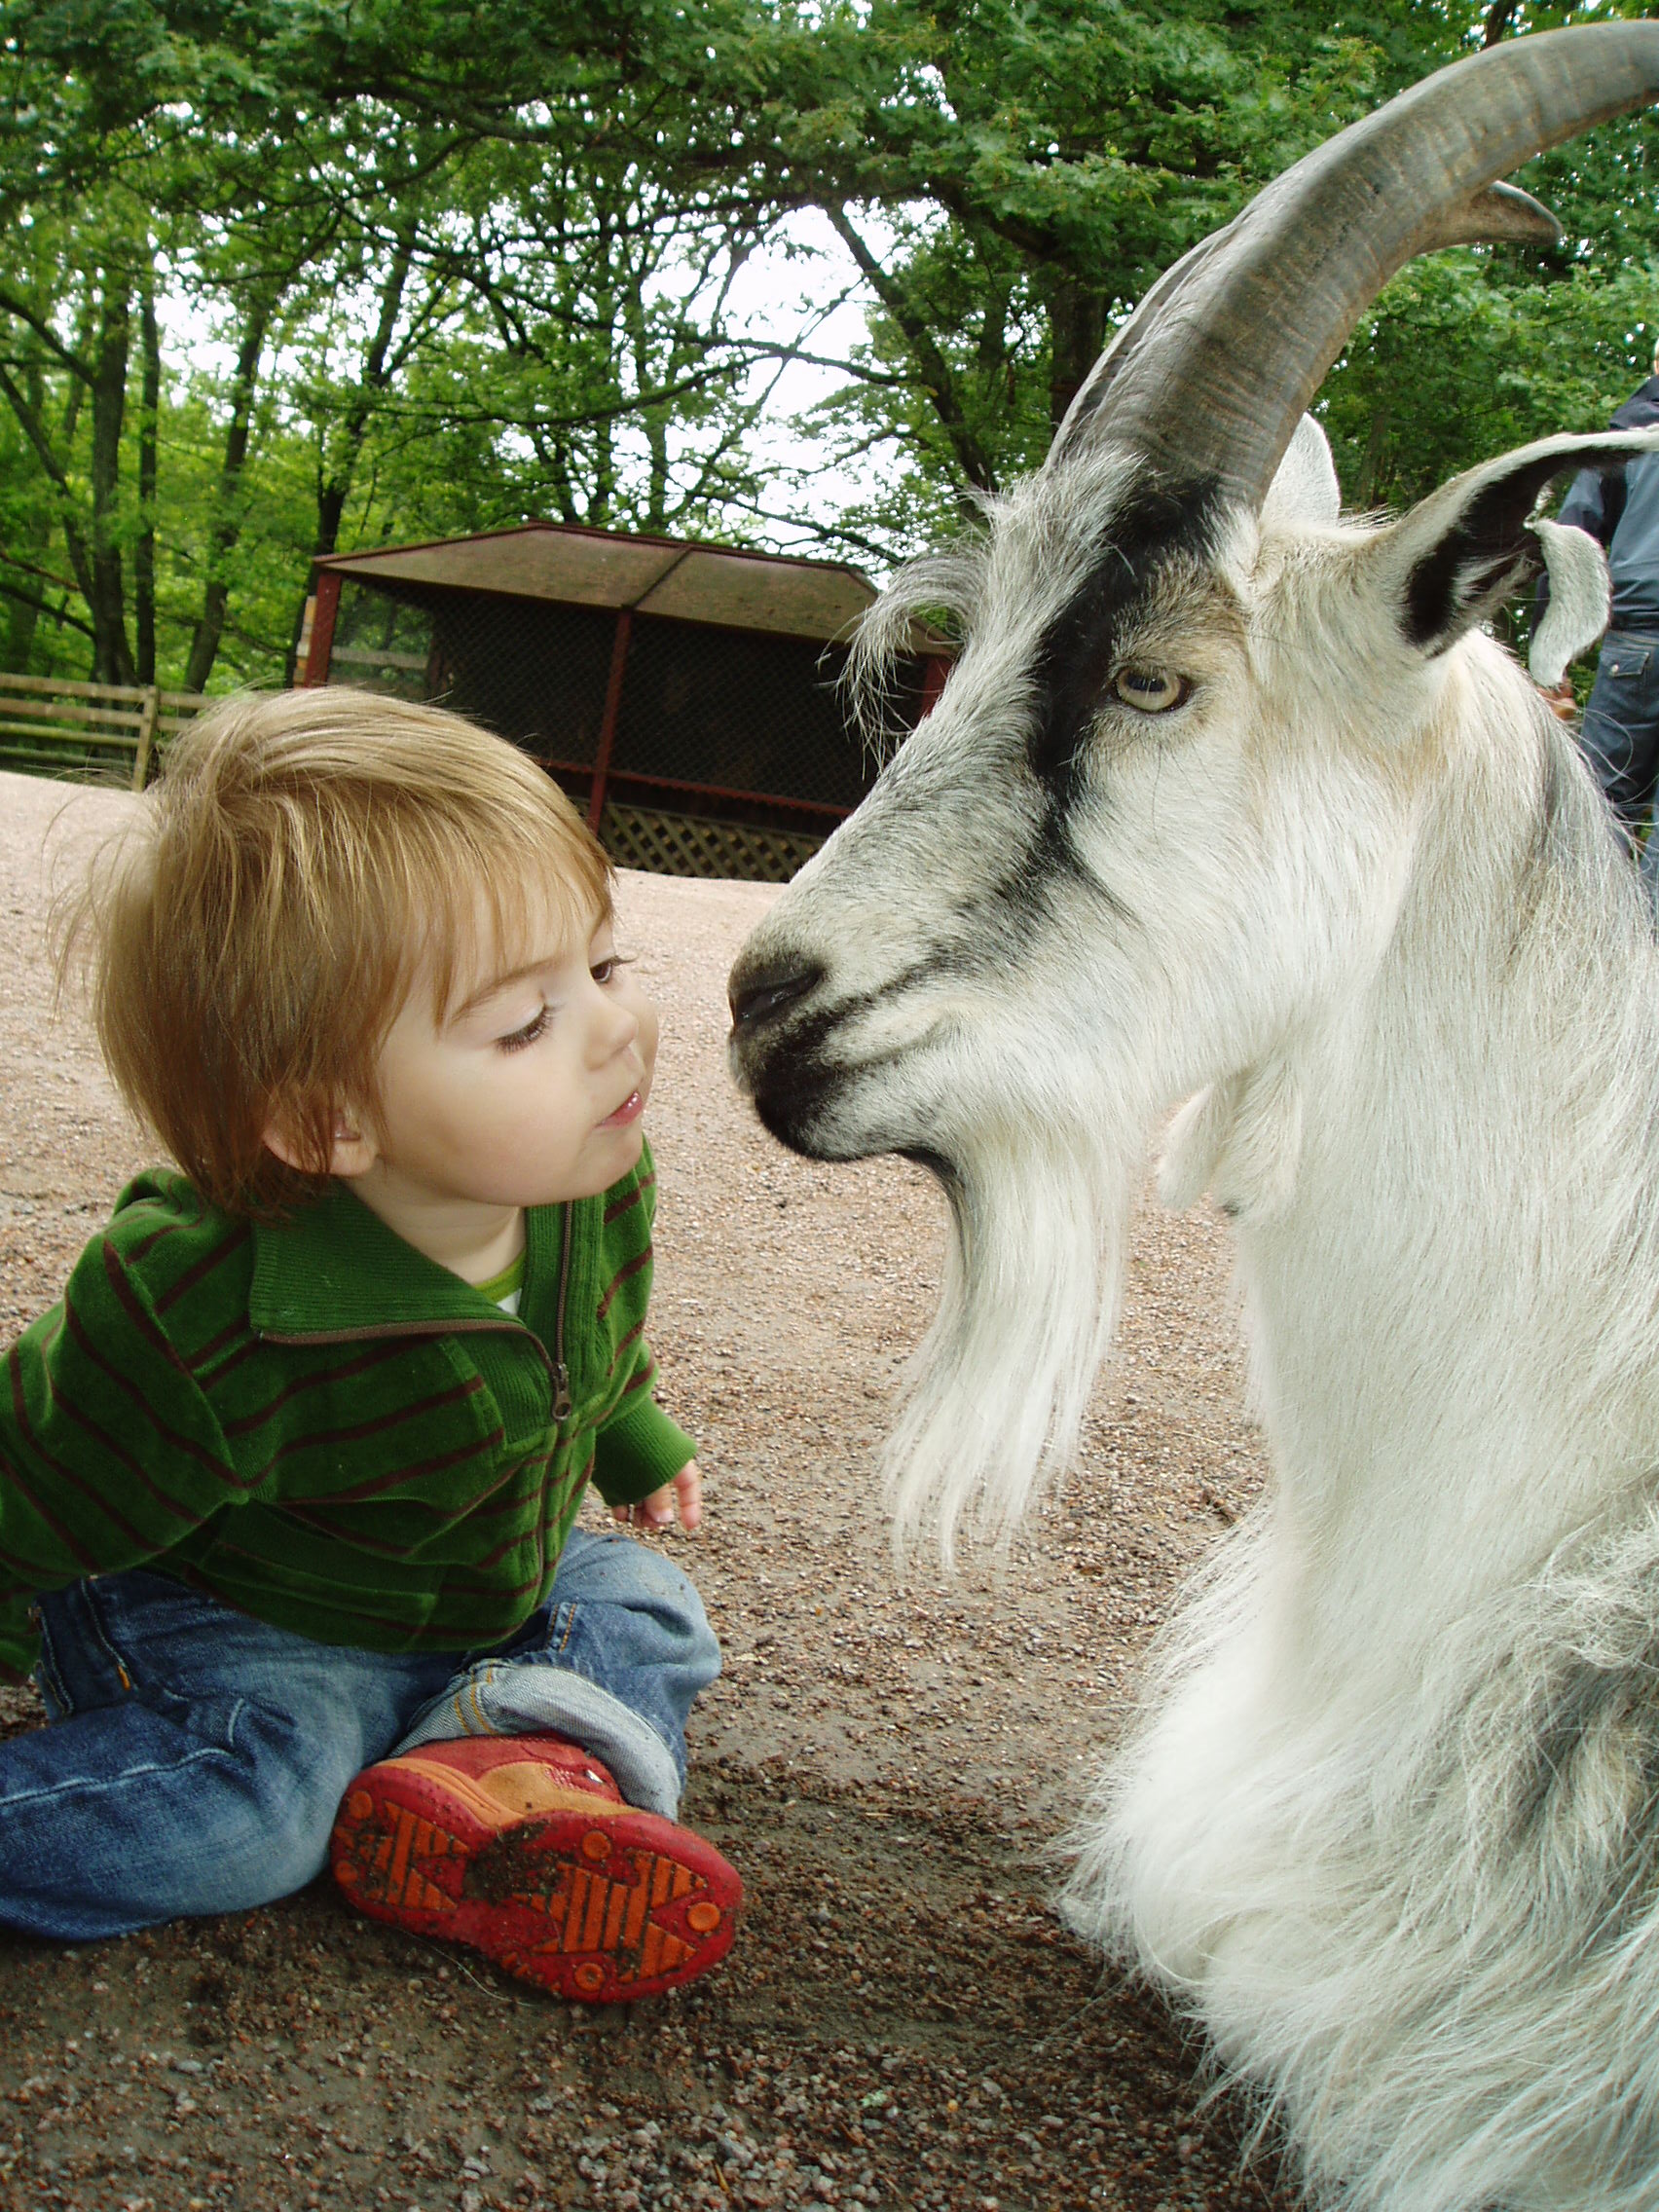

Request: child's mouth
left=600, top=1089, right=645, bottom=1127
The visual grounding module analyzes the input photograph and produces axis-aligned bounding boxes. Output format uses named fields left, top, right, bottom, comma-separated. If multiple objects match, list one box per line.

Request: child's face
left=362, top=896, right=659, bottom=1215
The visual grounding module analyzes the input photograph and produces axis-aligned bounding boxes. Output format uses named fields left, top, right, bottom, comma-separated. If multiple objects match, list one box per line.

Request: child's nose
left=594, top=991, right=640, bottom=1053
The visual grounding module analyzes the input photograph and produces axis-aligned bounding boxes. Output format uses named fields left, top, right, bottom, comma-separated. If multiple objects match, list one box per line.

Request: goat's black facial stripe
left=1000, top=798, right=1138, bottom=933
left=1026, top=475, right=1221, bottom=796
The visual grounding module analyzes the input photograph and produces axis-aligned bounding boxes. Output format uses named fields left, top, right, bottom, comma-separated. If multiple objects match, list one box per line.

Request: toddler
left=0, top=688, right=739, bottom=2002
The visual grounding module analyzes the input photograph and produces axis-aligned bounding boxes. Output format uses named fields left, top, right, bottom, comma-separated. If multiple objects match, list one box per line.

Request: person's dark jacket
left=1551, top=377, right=1659, bottom=635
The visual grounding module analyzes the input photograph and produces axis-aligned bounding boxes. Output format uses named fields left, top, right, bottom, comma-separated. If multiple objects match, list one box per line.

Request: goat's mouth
left=730, top=1019, right=899, bottom=1163
left=726, top=960, right=927, bottom=1163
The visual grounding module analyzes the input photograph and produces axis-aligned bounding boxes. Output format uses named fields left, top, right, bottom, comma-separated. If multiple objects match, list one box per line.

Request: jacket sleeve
left=586, top=1151, right=698, bottom=1508
left=591, top=1382, right=698, bottom=1507
left=1557, top=462, right=1619, bottom=546
left=0, top=1223, right=241, bottom=1681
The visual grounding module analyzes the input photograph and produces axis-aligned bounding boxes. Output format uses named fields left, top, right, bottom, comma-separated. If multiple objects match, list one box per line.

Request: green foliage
left=1319, top=1, right=1659, bottom=510
left=0, top=0, right=1654, bottom=685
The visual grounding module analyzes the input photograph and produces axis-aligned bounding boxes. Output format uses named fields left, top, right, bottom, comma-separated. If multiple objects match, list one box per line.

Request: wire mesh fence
left=319, top=573, right=942, bottom=883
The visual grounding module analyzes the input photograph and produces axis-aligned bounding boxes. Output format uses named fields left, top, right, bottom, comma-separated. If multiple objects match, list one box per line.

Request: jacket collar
left=249, top=1178, right=560, bottom=1339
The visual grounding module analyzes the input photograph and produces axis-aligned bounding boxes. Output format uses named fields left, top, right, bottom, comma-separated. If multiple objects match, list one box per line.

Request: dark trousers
left=1579, top=629, right=1659, bottom=900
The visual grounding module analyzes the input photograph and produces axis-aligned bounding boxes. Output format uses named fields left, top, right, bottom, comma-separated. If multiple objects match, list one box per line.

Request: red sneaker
left=329, top=1735, right=741, bottom=2003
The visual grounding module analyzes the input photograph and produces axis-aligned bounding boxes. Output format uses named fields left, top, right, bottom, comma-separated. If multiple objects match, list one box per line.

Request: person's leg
left=329, top=1531, right=736, bottom=2000
left=1, top=1570, right=453, bottom=1940
left=392, top=1527, right=720, bottom=1816
left=1579, top=635, right=1659, bottom=844
left=1615, top=645, right=1659, bottom=910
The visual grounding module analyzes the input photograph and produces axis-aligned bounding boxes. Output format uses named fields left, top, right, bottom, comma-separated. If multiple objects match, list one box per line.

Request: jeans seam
left=0, top=1724, right=251, bottom=1814
left=81, top=1581, right=140, bottom=1694
left=33, top=1609, right=71, bottom=1718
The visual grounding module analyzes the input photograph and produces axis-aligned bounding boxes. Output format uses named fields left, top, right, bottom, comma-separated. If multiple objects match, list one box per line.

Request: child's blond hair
left=55, top=687, right=613, bottom=1218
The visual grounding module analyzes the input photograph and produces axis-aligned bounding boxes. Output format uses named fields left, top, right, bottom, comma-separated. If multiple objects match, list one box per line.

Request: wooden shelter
left=303, top=523, right=947, bottom=881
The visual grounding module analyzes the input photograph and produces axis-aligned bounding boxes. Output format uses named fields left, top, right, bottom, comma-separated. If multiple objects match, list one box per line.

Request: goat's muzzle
left=727, top=957, right=822, bottom=1036
left=727, top=952, right=865, bottom=1158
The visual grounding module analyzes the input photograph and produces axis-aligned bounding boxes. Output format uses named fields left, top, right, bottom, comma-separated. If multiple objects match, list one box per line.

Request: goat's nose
left=728, top=960, right=822, bottom=1032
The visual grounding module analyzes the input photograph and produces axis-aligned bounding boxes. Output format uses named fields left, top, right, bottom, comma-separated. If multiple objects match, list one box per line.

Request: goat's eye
left=1114, top=668, right=1189, bottom=714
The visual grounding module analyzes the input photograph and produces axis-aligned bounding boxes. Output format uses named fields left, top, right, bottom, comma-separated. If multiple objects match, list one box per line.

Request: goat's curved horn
left=1051, top=24, right=1659, bottom=509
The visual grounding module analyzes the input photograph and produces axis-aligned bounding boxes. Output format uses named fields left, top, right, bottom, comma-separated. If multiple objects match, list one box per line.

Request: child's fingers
left=613, top=1484, right=675, bottom=1529
left=613, top=1462, right=702, bottom=1530
left=674, top=1457, right=703, bottom=1532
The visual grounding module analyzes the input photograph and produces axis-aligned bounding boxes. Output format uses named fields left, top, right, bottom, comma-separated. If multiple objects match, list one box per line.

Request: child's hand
left=612, top=1457, right=703, bottom=1533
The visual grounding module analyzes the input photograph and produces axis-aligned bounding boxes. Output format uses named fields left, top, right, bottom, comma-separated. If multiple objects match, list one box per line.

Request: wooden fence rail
left=0, top=674, right=211, bottom=791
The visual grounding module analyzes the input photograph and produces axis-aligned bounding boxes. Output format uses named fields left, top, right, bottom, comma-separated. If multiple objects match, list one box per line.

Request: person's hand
left=611, top=1457, right=703, bottom=1532
left=1540, top=678, right=1578, bottom=722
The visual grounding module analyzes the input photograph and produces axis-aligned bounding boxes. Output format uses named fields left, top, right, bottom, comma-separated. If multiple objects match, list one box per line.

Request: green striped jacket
left=0, top=1145, right=696, bottom=1679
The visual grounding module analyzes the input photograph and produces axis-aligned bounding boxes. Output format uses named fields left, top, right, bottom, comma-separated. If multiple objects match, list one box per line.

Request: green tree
left=1, top=0, right=1655, bottom=686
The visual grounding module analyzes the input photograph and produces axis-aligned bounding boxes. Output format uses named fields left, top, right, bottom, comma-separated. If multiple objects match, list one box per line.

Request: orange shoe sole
left=330, top=1768, right=740, bottom=2003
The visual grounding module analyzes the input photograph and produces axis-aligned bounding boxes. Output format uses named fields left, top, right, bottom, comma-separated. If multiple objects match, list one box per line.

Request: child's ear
left=262, top=1103, right=380, bottom=1180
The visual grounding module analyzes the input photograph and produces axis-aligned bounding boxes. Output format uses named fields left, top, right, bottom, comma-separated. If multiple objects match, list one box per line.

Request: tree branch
left=822, top=202, right=997, bottom=497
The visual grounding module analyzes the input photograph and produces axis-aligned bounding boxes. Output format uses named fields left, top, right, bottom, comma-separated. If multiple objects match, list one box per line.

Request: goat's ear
left=1382, top=429, right=1659, bottom=661
left=1528, top=519, right=1609, bottom=686
left=1261, top=414, right=1341, bottom=531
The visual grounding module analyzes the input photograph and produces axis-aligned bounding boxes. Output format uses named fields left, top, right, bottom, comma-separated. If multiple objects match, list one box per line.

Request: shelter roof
left=315, top=522, right=891, bottom=646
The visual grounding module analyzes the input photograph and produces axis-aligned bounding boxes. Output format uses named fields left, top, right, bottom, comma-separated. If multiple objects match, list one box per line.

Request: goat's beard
left=884, top=1113, right=1137, bottom=1563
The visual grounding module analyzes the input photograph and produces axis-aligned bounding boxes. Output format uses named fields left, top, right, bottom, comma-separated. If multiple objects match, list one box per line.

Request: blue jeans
left=0, top=1530, right=719, bottom=1942
left=1579, top=628, right=1659, bottom=903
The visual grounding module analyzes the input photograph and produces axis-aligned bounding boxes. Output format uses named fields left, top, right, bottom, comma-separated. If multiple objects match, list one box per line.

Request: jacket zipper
left=261, top=1201, right=576, bottom=1425
left=551, top=1201, right=573, bottom=1422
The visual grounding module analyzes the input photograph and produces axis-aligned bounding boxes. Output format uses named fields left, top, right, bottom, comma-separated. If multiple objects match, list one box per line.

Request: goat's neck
left=1228, top=689, right=1659, bottom=1656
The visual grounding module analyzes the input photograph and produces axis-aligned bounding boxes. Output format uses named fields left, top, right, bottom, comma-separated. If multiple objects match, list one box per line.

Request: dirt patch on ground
left=0, top=769, right=1291, bottom=2212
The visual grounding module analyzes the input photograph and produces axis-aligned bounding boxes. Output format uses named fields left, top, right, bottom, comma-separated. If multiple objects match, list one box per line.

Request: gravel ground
left=0, top=768, right=1293, bottom=2212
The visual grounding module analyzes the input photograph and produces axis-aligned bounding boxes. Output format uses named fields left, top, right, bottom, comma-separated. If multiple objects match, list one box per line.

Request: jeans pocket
left=74, top=1575, right=239, bottom=1751
left=32, top=1579, right=132, bottom=1719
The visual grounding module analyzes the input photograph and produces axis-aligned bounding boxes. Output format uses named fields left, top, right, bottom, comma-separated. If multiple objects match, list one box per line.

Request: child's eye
left=591, top=958, right=616, bottom=985
left=498, top=1007, right=551, bottom=1053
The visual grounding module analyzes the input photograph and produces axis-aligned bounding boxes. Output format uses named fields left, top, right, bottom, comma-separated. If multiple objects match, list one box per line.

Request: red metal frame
left=587, top=608, right=633, bottom=831
left=304, top=571, right=342, bottom=686
left=593, top=767, right=851, bottom=822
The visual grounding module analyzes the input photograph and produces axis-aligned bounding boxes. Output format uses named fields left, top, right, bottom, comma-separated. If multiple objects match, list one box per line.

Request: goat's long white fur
left=1065, top=638, right=1659, bottom=2212
left=885, top=1111, right=1133, bottom=1565
left=731, top=415, right=1659, bottom=2206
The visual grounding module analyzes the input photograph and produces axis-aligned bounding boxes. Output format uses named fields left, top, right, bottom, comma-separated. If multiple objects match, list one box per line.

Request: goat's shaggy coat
left=728, top=26, right=1659, bottom=2212
left=740, top=426, right=1659, bottom=2211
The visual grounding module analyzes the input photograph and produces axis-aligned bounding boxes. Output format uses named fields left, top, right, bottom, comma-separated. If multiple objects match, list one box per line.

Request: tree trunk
left=285, top=230, right=418, bottom=683
left=1047, top=276, right=1110, bottom=439
left=183, top=293, right=275, bottom=694
left=1355, top=405, right=1389, bottom=509
left=0, top=357, right=99, bottom=637
left=4, top=357, right=49, bottom=671
left=135, top=273, right=160, bottom=686
left=1483, top=2, right=1520, bottom=48
left=88, top=280, right=136, bottom=686
left=826, top=203, right=998, bottom=498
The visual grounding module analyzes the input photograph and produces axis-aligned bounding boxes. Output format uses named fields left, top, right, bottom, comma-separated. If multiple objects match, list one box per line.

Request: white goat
left=728, top=26, right=1659, bottom=2212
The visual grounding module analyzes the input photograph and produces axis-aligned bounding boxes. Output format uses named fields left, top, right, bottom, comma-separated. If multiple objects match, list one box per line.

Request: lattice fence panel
left=599, top=801, right=823, bottom=884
